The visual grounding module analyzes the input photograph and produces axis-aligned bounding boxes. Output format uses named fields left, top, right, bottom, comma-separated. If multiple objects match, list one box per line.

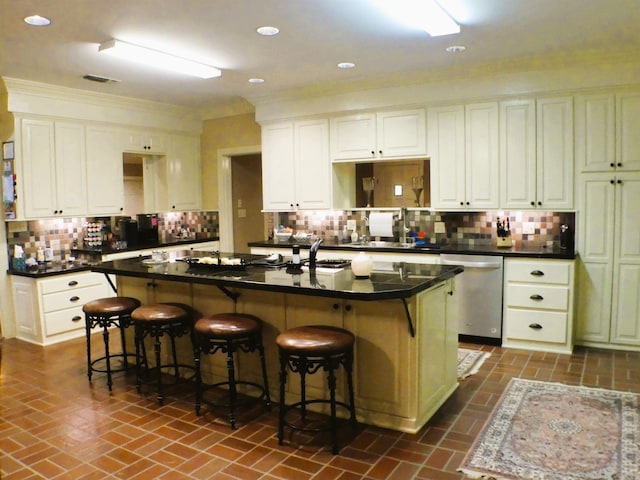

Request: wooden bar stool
left=83, top=296, right=141, bottom=391
left=131, top=303, right=195, bottom=404
left=276, top=325, right=357, bottom=454
left=193, top=313, right=271, bottom=429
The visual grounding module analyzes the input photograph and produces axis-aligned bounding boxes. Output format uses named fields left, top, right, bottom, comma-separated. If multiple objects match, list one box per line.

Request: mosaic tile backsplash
left=6, top=211, right=219, bottom=263
left=271, top=209, right=575, bottom=250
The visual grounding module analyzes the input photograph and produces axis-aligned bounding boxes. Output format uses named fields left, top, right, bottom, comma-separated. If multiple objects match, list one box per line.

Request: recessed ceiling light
left=248, top=78, right=265, bottom=84
left=257, top=26, right=279, bottom=36
left=24, top=14, right=51, bottom=26
left=446, top=45, right=466, bottom=53
left=337, top=62, right=356, bottom=69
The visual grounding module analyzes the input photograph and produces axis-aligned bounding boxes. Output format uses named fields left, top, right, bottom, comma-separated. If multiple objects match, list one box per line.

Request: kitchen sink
left=349, top=241, right=416, bottom=249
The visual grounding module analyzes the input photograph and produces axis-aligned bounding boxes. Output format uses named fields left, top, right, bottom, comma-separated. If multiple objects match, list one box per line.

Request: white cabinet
left=576, top=91, right=640, bottom=173
left=123, top=130, right=166, bottom=154
left=12, top=271, right=114, bottom=346
left=331, top=109, right=426, bottom=161
left=85, top=125, right=125, bottom=215
left=262, top=119, right=332, bottom=211
left=166, top=134, right=201, bottom=211
left=19, top=118, right=87, bottom=218
left=503, top=259, right=575, bottom=354
left=500, top=97, right=574, bottom=209
left=428, top=102, right=499, bottom=210
left=576, top=174, right=640, bottom=347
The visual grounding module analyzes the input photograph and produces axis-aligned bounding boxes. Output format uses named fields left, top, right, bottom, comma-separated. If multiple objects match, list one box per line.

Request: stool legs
left=102, top=326, right=113, bottom=390
left=225, top=342, right=239, bottom=429
left=277, top=355, right=287, bottom=445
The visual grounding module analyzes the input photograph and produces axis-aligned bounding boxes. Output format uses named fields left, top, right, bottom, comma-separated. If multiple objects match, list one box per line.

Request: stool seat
left=84, top=296, right=141, bottom=391
left=131, top=304, right=189, bottom=323
left=276, top=325, right=354, bottom=356
left=83, top=297, right=140, bottom=316
left=131, top=303, right=195, bottom=405
left=195, top=313, right=261, bottom=339
left=194, top=313, right=271, bottom=429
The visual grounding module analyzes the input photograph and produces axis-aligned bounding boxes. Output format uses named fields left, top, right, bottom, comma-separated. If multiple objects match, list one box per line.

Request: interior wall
left=200, top=113, right=261, bottom=211
left=231, top=154, right=263, bottom=253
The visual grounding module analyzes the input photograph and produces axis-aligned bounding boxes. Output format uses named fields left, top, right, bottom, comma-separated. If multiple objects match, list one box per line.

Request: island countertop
left=91, top=250, right=463, bottom=301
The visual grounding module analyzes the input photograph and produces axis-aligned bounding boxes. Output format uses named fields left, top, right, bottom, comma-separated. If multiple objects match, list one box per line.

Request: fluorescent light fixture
left=98, top=39, right=221, bottom=79
left=370, top=0, right=460, bottom=36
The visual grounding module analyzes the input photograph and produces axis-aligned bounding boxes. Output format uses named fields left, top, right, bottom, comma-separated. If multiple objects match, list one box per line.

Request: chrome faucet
left=308, top=237, right=324, bottom=270
left=399, top=207, right=409, bottom=244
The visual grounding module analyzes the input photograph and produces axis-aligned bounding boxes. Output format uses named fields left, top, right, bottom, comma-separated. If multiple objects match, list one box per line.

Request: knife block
left=496, top=236, right=512, bottom=248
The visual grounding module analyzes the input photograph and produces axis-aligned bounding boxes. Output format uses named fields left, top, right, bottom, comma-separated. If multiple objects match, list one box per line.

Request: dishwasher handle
left=440, top=258, right=502, bottom=269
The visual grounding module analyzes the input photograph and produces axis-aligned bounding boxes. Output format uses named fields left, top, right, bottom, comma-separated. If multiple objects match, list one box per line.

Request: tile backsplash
left=271, top=209, right=575, bottom=250
left=6, top=211, right=219, bottom=262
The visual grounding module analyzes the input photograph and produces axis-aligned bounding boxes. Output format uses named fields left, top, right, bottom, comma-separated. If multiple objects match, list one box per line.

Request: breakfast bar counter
left=93, top=252, right=463, bottom=433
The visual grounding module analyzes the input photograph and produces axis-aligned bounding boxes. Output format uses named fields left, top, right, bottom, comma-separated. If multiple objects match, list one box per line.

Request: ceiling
left=1, top=0, right=639, bottom=117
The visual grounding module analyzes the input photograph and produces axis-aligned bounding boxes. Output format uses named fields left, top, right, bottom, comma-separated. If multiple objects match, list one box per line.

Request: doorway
left=230, top=154, right=263, bottom=253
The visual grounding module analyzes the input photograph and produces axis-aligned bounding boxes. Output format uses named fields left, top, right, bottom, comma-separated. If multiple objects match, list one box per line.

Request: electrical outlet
left=434, top=222, right=446, bottom=234
left=523, top=222, right=536, bottom=234
left=347, top=220, right=356, bottom=231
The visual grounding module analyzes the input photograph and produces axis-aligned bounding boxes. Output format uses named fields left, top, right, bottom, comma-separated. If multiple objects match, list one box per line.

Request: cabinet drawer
left=40, top=272, right=104, bottom=294
left=506, top=284, right=569, bottom=310
left=44, top=306, right=85, bottom=336
left=507, top=261, right=570, bottom=284
left=505, top=309, right=567, bottom=343
left=42, top=284, right=108, bottom=312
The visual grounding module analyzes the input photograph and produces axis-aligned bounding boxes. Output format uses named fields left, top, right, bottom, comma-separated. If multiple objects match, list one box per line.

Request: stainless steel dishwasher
left=440, top=254, right=504, bottom=344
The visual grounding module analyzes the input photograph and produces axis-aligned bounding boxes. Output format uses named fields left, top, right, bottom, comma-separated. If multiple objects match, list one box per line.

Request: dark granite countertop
left=8, top=262, right=95, bottom=278
left=90, top=250, right=464, bottom=301
left=248, top=240, right=576, bottom=260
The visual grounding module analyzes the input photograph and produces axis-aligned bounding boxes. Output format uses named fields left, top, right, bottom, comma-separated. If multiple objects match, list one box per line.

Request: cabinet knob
left=460, top=201, right=464, bottom=206
left=69, top=295, right=80, bottom=302
left=530, top=201, right=535, bottom=206
left=610, top=162, right=615, bottom=168
left=466, top=201, right=470, bottom=206
left=617, top=162, right=623, bottom=167
left=537, top=201, right=542, bottom=206
left=344, top=304, right=352, bottom=312
left=530, top=294, right=544, bottom=301
left=528, top=323, right=543, bottom=330
left=378, top=150, right=383, bottom=155
left=617, top=179, right=622, bottom=184
left=333, top=303, right=340, bottom=310
left=610, top=179, right=616, bottom=184
left=120, top=207, right=124, bottom=211
left=370, top=150, right=375, bottom=156
left=72, top=315, right=82, bottom=322
left=530, top=270, right=544, bottom=277
left=68, top=280, right=78, bottom=287
left=53, top=210, right=59, bottom=214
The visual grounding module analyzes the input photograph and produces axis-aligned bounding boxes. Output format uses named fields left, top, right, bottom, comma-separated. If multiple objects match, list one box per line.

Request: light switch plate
left=523, top=222, right=535, bottom=234
left=347, top=220, right=356, bottom=231
left=434, top=222, right=446, bottom=234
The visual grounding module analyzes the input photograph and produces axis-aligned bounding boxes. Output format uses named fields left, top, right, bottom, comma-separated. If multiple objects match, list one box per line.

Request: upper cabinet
left=85, top=125, right=125, bottom=215
left=331, top=109, right=427, bottom=161
left=428, top=102, right=499, bottom=210
left=166, top=134, right=201, bottom=211
left=19, top=117, right=87, bottom=219
left=123, top=130, right=166, bottom=154
left=501, top=97, right=574, bottom=210
left=263, top=119, right=344, bottom=211
left=576, top=91, right=640, bottom=173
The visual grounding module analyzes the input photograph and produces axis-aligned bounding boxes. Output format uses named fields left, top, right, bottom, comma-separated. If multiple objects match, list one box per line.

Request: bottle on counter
left=292, top=245, right=301, bottom=266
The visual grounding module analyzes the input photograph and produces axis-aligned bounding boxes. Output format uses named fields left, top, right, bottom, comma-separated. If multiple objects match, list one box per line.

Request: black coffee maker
left=137, top=213, right=159, bottom=246
left=118, top=219, right=139, bottom=247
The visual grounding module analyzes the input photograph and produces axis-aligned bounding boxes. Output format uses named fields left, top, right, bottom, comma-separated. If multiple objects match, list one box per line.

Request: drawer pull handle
left=530, top=270, right=544, bottom=277
left=529, top=323, right=543, bottom=330
left=70, top=295, right=80, bottom=302
left=72, top=315, right=82, bottom=322
left=530, top=294, right=544, bottom=301
left=68, top=280, right=78, bottom=286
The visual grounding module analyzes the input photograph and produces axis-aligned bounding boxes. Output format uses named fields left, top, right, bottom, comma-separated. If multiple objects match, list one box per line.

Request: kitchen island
left=93, top=251, right=463, bottom=433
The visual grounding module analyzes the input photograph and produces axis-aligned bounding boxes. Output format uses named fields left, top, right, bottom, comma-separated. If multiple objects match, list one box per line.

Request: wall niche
left=354, top=159, right=430, bottom=208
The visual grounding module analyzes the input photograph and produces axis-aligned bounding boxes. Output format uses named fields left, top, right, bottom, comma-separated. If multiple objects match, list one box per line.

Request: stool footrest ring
left=90, top=353, right=137, bottom=374
left=282, top=399, right=355, bottom=434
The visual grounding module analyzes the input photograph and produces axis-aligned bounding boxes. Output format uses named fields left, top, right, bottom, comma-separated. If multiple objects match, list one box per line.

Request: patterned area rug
left=457, top=348, right=491, bottom=379
left=459, top=378, right=640, bottom=480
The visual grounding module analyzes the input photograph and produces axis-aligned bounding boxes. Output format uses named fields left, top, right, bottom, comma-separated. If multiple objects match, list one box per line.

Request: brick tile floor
left=2, top=336, right=639, bottom=479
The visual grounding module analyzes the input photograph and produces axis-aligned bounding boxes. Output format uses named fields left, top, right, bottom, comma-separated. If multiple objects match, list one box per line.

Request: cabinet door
left=610, top=176, right=640, bottom=344
left=536, top=97, right=574, bottom=209
left=167, top=135, right=201, bottom=211
left=377, top=109, right=426, bottom=159
left=465, top=102, right=499, bottom=209
left=54, top=122, right=87, bottom=217
left=330, top=113, right=376, bottom=160
left=428, top=105, right=465, bottom=209
left=124, top=131, right=166, bottom=154
left=294, top=119, right=331, bottom=209
left=262, top=123, right=296, bottom=210
left=575, top=93, right=615, bottom=173
left=12, top=276, right=41, bottom=343
left=21, top=118, right=57, bottom=218
left=85, top=126, right=124, bottom=215
left=617, top=92, right=640, bottom=172
left=500, top=100, right=537, bottom=208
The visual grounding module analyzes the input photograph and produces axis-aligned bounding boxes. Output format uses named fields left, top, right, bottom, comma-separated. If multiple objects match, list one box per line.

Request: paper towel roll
left=368, top=212, right=394, bottom=237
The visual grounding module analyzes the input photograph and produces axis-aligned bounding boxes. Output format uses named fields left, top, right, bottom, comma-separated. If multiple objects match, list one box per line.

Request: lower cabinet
left=12, top=272, right=114, bottom=346
left=502, top=259, right=575, bottom=353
